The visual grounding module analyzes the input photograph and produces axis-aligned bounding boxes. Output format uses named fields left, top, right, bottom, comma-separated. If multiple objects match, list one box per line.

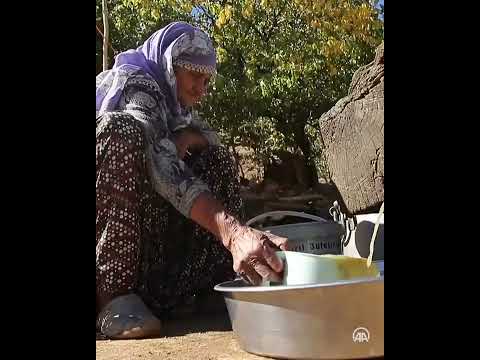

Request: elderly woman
left=96, top=22, right=288, bottom=339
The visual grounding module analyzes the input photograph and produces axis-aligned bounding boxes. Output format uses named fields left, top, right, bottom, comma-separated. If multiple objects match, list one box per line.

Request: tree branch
left=198, top=5, right=216, bottom=24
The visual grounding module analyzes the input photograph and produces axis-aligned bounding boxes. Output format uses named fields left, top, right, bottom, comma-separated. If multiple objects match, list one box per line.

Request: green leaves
left=96, top=0, right=383, bottom=179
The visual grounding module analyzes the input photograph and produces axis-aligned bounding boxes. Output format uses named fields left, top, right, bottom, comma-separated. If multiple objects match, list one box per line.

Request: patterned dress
left=96, top=73, right=241, bottom=317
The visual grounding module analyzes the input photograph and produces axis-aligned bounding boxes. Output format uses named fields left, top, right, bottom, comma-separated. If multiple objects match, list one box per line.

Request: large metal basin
left=215, top=274, right=384, bottom=359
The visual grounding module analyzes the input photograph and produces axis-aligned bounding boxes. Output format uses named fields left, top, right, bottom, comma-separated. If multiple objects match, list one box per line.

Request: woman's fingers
left=248, top=255, right=282, bottom=283
left=259, top=239, right=284, bottom=274
left=239, top=264, right=262, bottom=285
left=262, top=232, right=288, bottom=250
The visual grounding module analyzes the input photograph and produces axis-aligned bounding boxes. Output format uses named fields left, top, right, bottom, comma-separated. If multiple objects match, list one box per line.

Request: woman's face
left=174, top=66, right=211, bottom=107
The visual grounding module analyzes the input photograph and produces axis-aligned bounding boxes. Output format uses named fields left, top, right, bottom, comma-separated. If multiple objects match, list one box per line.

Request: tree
left=196, top=0, right=383, bottom=185
left=102, top=0, right=110, bottom=71
left=96, top=0, right=384, bottom=185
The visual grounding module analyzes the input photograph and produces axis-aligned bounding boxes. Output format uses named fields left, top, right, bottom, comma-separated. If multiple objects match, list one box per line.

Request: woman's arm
left=190, top=192, right=288, bottom=285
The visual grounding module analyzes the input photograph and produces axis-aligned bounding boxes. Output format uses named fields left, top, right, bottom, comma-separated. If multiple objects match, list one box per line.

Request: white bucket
left=343, top=212, right=384, bottom=261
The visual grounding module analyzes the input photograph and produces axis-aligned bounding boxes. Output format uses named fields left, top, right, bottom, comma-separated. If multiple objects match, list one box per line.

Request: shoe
left=96, top=294, right=162, bottom=339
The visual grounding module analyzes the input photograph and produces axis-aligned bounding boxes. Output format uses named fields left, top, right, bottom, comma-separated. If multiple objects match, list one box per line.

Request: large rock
left=319, top=42, right=384, bottom=215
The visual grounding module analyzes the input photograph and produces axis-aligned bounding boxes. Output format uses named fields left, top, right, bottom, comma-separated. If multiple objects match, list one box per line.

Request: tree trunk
left=293, top=126, right=319, bottom=188
left=319, top=42, right=384, bottom=215
left=102, top=0, right=109, bottom=71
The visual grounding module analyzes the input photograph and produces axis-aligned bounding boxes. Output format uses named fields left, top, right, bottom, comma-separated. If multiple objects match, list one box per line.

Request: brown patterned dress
left=96, top=110, right=241, bottom=318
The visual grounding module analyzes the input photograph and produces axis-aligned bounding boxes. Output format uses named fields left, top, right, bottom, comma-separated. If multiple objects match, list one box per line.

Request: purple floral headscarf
left=96, top=21, right=216, bottom=117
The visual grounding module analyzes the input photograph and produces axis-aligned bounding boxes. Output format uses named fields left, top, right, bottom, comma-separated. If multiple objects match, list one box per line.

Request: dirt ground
left=96, top=331, right=268, bottom=360
left=96, top=309, right=384, bottom=360
left=96, top=311, right=270, bottom=360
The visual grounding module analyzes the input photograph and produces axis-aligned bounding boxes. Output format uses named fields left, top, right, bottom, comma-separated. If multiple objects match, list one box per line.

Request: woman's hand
left=220, top=218, right=289, bottom=285
left=190, top=191, right=289, bottom=286
left=173, top=128, right=208, bottom=159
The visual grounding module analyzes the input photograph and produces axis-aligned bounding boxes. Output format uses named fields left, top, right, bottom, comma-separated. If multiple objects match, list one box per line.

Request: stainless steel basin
left=215, top=275, right=384, bottom=359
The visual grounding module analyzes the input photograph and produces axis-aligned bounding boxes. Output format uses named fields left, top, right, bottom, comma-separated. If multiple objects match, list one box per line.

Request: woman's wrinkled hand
left=218, top=214, right=289, bottom=285
left=173, top=128, right=208, bottom=159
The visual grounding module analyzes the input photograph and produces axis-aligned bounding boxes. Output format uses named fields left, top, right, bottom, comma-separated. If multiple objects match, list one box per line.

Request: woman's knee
left=97, top=112, right=146, bottom=151
left=189, top=146, right=236, bottom=176
left=187, top=145, right=242, bottom=212
left=204, top=146, right=233, bottom=163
